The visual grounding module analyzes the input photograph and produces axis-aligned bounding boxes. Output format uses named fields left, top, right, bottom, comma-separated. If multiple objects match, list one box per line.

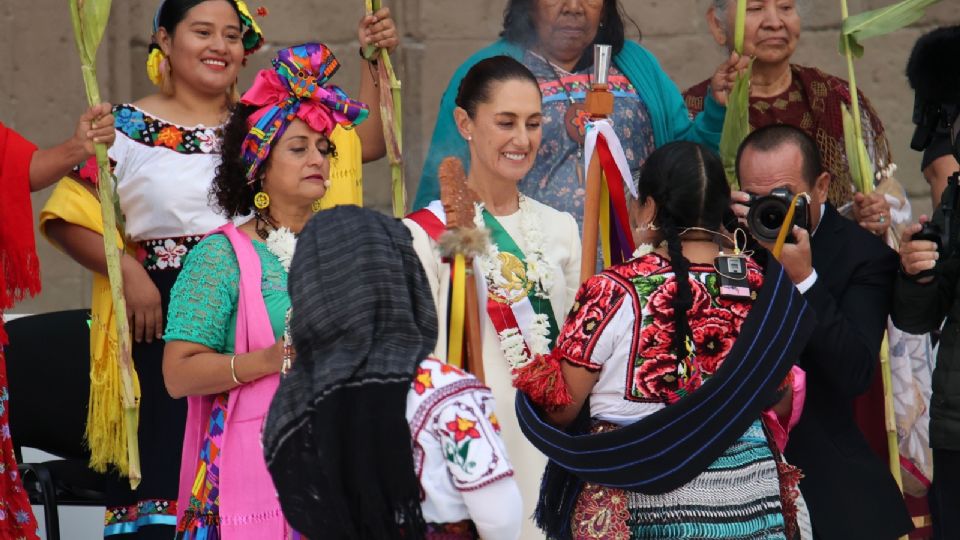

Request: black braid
left=659, top=214, right=694, bottom=359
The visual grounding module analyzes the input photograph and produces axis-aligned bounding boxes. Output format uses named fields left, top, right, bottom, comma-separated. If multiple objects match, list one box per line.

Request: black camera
left=913, top=172, right=960, bottom=257
left=743, top=188, right=811, bottom=244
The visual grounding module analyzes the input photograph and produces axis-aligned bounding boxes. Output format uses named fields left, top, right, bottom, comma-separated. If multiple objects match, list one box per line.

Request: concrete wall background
left=3, top=0, right=959, bottom=313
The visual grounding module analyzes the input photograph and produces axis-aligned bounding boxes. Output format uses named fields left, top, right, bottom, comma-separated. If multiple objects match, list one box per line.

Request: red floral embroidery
left=413, top=366, right=433, bottom=395
left=256, top=6, right=269, bottom=16
left=692, top=313, right=738, bottom=375
left=573, top=482, right=632, bottom=540
left=157, top=125, right=183, bottom=149
left=555, top=275, right=626, bottom=368
left=647, top=276, right=711, bottom=324
left=446, top=416, right=481, bottom=443
left=608, top=252, right=669, bottom=279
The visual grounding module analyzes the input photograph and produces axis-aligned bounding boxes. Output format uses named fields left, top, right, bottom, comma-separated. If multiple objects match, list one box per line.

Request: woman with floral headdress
left=160, top=42, right=367, bottom=539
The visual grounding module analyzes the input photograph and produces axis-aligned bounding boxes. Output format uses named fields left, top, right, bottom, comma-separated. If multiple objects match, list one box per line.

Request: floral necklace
left=473, top=195, right=555, bottom=370
left=256, top=212, right=297, bottom=272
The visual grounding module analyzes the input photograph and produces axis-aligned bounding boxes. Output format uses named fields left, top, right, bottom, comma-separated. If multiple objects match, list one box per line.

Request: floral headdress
left=146, top=0, right=266, bottom=87
left=239, top=43, right=369, bottom=183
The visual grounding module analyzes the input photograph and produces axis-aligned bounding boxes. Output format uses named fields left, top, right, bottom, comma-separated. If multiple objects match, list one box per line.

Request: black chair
left=5, top=310, right=109, bottom=540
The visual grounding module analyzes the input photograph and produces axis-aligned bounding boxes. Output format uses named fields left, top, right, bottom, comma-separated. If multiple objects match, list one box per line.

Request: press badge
left=715, top=255, right=752, bottom=300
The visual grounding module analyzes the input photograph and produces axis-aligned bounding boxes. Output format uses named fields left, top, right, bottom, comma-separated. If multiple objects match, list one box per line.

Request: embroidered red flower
left=157, top=126, right=183, bottom=149
left=256, top=6, right=269, bottom=16
left=632, top=354, right=682, bottom=401
left=446, top=416, right=481, bottom=443
left=556, top=276, right=624, bottom=364
left=647, top=276, right=710, bottom=324
left=413, top=366, right=433, bottom=395
left=691, top=315, right=738, bottom=375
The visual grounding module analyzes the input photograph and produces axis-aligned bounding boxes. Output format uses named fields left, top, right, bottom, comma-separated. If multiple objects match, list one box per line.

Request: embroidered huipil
left=556, top=253, right=797, bottom=539
left=107, top=105, right=227, bottom=256
left=407, top=357, right=514, bottom=528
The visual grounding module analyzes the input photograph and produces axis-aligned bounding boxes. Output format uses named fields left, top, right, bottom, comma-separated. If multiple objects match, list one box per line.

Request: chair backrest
left=5, top=310, right=92, bottom=461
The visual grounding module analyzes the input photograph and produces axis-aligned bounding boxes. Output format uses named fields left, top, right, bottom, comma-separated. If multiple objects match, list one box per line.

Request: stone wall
left=3, top=0, right=959, bottom=313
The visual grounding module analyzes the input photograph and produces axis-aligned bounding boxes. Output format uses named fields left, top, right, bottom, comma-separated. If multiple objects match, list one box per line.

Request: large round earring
left=254, top=191, right=270, bottom=209
left=311, top=199, right=323, bottom=213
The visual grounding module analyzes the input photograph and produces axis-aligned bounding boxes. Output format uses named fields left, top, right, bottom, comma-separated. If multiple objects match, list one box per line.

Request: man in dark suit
left=732, top=125, right=913, bottom=539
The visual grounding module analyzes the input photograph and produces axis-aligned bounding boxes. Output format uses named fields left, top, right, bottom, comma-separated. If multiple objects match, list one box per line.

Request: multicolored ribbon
left=240, top=43, right=369, bottom=183
left=584, top=120, right=637, bottom=267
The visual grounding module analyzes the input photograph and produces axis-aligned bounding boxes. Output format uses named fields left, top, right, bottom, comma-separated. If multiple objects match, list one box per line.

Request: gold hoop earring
left=311, top=199, right=323, bottom=213
left=254, top=191, right=270, bottom=209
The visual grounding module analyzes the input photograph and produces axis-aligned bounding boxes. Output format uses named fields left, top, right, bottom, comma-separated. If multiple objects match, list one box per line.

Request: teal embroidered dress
left=164, top=234, right=289, bottom=539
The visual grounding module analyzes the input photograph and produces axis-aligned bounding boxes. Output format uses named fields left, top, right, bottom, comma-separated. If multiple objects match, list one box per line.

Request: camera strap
left=771, top=192, right=810, bottom=259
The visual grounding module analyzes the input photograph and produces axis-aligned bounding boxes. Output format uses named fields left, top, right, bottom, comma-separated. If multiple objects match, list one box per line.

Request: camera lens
left=759, top=207, right=786, bottom=230
left=747, top=197, right=791, bottom=243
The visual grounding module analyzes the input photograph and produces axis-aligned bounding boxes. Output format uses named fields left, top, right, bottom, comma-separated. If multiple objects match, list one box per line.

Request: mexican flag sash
left=406, top=202, right=561, bottom=364
left=480, top=210, right=560, bottom=356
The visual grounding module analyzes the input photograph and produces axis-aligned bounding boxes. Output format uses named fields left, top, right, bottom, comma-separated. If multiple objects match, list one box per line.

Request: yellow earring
left=311, top=199, right=323, bottom=213
left=254, top=191, right=270, bottom=209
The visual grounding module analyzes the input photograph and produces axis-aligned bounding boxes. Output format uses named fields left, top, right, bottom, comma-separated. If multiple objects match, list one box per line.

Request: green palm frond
left=840, top=0, right=942, bottom=57
left=719, top=63, right=753, bottom=190
left=719, top=0, right=751, bottom=189
left=841, top=103, right=875, bottom=194
left=69, top=0, right=112, bottom=66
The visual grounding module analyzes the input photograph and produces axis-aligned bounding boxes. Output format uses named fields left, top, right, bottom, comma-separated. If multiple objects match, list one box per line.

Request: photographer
left=892, top=25, right=960, bottom=540
left=733, top=124, right=912, bottom=539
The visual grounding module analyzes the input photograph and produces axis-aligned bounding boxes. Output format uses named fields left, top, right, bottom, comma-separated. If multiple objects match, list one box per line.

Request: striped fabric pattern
left=625, top=421, right=786, bottom=539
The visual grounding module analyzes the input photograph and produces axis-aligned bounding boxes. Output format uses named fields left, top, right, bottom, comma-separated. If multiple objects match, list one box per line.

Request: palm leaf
left=69, top=0, right=141, bottom=489
left=734, top=0, right=747, bottom=54
left=841, top=103, right=876, bottom=194
left=839, top=0, right=942, bottom=58
left=719, top=62, right=753, bottom=189
left=69, top=0, right=112, bottom=66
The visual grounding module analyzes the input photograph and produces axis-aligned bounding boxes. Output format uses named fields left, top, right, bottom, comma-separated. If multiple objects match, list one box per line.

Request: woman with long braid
left=517, top=141, right=814, bottom=539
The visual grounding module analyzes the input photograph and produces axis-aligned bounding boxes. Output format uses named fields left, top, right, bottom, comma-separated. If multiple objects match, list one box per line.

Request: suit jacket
left=784, top=204, right=913, bottom=539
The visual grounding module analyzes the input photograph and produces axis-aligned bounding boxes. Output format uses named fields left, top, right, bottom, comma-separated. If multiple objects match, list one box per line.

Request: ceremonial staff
left=437, top=157, right=487, bottom=382
left=69, top=0, right=141, bottom=488
left=580, top=45, right=637, bottom=283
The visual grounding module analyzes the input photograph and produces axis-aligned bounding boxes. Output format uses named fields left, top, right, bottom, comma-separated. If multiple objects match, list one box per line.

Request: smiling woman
left=404, top=56, right=581, bottom=539
left=415, top=0, right=751, bottom=236
left=38, top=1, right=264, bottom=538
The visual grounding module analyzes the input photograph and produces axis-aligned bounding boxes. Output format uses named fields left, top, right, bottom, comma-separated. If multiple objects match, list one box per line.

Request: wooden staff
left=438, top=158, right=487, bottom=382
left=580, top=44, right=616, bottom=284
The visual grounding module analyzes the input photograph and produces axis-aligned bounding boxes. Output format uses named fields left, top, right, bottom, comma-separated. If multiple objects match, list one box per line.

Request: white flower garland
left=474, top=195, right=554, bottom=369
left=264, top=226, right=297, bottom=272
